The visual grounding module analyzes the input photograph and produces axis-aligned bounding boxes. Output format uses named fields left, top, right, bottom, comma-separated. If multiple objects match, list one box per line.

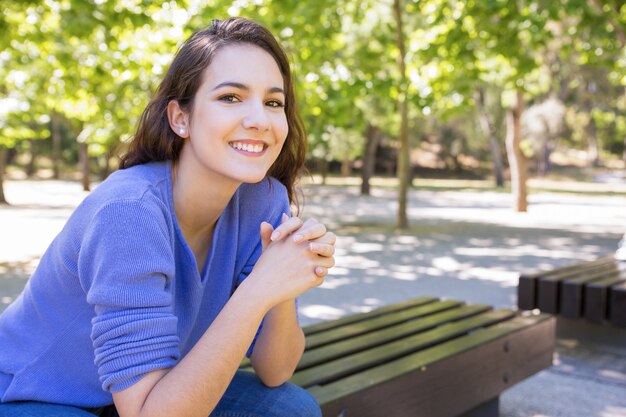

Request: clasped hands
left=260, top=214, right=336, bottom=279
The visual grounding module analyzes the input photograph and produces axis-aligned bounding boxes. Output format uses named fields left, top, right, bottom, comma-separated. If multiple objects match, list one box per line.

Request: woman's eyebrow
left=212, top=81, right=285, bottom=95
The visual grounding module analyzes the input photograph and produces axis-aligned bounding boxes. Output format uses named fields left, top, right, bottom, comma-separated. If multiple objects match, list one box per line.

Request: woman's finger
left=314, top=266, right=328, bottom=278
left=293, top=222, right=327, bottom=243
left=309, top=242, right=335, bottom=258
left=310, top=231, right=336, bottom=245
left=260, top=222, right=274, bottom=251
left=270, top=215, right=303, bottom=241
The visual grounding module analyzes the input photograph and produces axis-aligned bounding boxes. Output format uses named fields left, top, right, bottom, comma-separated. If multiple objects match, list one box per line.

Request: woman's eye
left=266, top=99, right=285, bottom=108
left=219, top=94, right=240, bottom=103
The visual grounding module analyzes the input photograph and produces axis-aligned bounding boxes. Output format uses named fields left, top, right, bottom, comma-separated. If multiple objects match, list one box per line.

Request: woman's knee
left=269, top=382, right=322, bottom=417
left=213, top=371, right=321, bottom=417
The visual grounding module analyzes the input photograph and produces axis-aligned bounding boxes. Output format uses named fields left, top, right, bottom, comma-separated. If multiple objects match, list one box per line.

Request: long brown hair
left=120, top=17, right=306, bottom=206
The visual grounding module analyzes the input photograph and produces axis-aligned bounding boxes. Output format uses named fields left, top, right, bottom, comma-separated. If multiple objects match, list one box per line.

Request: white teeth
left=230, top=142, right=264, bottom=153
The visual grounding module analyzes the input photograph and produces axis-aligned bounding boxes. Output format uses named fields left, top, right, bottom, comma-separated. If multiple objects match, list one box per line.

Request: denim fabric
left=0, top=402, right=97, bottom=416
left=211, top=371, right=322, bottom=417
left=0, top=371, right=321, bottom=417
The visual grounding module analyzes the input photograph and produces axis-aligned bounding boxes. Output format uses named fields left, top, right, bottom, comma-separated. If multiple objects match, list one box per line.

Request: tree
left=393, top=0, right=410, bottom=228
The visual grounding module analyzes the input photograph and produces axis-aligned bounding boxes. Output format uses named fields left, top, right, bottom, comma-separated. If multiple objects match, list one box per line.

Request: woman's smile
left=229, top=140, right=269, bottom=156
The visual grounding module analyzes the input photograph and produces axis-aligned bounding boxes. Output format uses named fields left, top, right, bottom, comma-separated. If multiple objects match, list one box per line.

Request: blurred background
left=1, top=0, right=625, bottom=219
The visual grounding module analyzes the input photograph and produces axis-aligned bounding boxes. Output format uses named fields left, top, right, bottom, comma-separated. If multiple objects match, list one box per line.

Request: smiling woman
left=0, top=17, right=335, bottom=417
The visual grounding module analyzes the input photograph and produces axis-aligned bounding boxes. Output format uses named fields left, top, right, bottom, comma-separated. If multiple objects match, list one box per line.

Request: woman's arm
left=112, top=221, right=331, bottom=417
left=249, top=299, right=305, bottom=386
left=249, top=218, right=336, bottom=386
left=113, top=283, right=269, bottom=417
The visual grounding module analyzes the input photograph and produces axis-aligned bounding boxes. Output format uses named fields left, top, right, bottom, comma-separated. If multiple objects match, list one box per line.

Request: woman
left=0, top=17, right=334, bottom=417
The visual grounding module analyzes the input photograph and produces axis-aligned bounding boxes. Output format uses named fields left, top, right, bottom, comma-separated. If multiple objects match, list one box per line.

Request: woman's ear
left=167, top=100, right=189, bottom=138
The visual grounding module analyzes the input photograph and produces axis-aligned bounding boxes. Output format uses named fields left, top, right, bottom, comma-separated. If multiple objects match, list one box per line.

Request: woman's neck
left=171, top=159, right=240, bottom=267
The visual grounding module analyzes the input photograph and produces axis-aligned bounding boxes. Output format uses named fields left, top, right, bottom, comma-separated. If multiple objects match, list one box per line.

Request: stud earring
left=179, top=128, right=186, bottom=135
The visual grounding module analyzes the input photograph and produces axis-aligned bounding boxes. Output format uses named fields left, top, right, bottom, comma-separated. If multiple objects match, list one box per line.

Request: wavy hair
left=120, top=17, right=306, bottom=207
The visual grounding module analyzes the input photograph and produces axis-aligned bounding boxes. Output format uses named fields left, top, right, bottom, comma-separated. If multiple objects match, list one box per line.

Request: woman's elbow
left=257, top=369, right=294, bottom=387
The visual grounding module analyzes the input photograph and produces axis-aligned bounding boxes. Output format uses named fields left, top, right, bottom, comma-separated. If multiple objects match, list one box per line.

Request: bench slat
left=585, top=273, right=626, bottom=323
left=292, top=309, right=514, bottom=388
left=309, top=314, right=555, bottom=417
left=609, top=280, right=626, bottom=327
left=297, top=304, right=491, bottom=370
left=518, top=256, right=614, bottom=310
left=560, top=268, right=620, bottom=319
left=305, top=299, right=463, bottom=349
left=537, top=261, right=618, bottom=313
left=303, top=296, right=437, bottom=335
left=239, top=298, right=459, bottom=370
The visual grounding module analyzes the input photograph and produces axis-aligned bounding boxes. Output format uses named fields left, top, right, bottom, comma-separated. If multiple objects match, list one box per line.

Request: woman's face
left=179, top=43, right=288, bottom=185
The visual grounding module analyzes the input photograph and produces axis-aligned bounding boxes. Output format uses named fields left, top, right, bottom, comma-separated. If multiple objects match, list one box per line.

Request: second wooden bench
left=517, top=255, right=626, bottom=327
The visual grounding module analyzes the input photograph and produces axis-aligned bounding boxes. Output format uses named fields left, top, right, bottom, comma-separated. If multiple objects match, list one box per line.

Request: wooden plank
left=292, top=309, right=513, bottom=388
left=516, top=259, right=611, bottom=311
left=537, top=261, right=618, bottom=314
left=303, top=296, right=437, bottom=335
left=520, top=255, right=613, bottom=281
left=305, top=299, right=464, bottom=349
left=560, top=268, right=619, bottom=319
left=518, top=274, right=538, bottom=310
left=240, top=297, right=441, bottom=370
left=297, top=304, right=491, bottom=370
left=609, top=280, right=626, bottom=327
left=459, top=398, right=499, bottom=417
left=309, top=314, right=555, bottom=417
left=585, top=274, right=626, bottom=323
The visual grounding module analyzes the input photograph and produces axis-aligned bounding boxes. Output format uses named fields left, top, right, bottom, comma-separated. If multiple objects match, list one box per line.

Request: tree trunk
left=538, top=118, right=553, bottom=177
left=100, top=154, right=110, bottom=181
left=319, top=158, right=329, bottom=185
left=26, top=139, right=37, bottom=177
left=585, top=81, right=600, bottom=167
left=476, top=88, right=505, bottom=187
left=586, top=112, right=600, bottom=167
left=393, top=0, right=410, bottom=229
left=340, top=158, right=351, bottom=177
left=361, top=124, right=380, bottom=196
left=51, top=111, right=62, bottom=179
left=505, top=90, right=527, bottom=212
left=79, top=142, right=90, bottom=191
left=0, top=146, right=7, bottom=204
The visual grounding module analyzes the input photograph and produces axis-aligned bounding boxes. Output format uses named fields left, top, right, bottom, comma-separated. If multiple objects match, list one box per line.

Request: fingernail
left=294, top=234, right=304, bottom=243
left=271, top=231, right=280, bottom=241
left=309, top=242, right=317, bottom=251
left=282, top=213, right=289, bottom=222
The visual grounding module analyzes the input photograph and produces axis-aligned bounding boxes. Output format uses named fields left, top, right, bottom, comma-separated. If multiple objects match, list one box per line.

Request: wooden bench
left=517, top=255, right=626, bottom=327
left=242, top=297, right=554, bottom=417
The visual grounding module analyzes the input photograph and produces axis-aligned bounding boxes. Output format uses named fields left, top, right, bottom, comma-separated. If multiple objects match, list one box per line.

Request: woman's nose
left=242, top=101, right=270, bottom=131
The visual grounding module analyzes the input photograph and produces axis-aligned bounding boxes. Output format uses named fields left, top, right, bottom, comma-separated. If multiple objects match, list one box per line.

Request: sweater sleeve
left=78, top=198, right=180, bottom=393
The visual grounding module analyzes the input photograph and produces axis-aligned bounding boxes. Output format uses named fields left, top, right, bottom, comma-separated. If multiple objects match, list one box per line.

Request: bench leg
left=458, top=397, right=499, bottom=417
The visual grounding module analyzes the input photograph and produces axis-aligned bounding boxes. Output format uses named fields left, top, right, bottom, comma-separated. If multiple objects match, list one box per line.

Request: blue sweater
left=0, top=161, right=290, bottom=407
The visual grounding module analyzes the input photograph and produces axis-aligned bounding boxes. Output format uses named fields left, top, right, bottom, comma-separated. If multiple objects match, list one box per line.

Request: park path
left=1, top=178, right=626, bottom=417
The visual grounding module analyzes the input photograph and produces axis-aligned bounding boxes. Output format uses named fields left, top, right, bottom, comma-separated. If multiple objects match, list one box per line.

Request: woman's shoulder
left=79, top=161, right=172, bottom=218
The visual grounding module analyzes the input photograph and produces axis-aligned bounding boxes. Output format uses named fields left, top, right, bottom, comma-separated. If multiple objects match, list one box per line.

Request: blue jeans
left=0, top=371, right=322, bottom=417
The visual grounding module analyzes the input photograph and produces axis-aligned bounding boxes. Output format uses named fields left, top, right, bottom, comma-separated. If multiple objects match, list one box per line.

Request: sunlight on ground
left=601, top=407, right=626, bottom=417
left=599, top=369, right=626, bottom=382
left=299, top=304, right=346, bottom=321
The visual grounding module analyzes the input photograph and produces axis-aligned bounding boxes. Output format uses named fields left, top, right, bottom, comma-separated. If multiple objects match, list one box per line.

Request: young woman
left=0, top=17, right=335, bottom=417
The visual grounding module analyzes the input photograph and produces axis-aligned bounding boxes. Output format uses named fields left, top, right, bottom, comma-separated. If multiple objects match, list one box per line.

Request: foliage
left=0, top=0, right=624, bottom=176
